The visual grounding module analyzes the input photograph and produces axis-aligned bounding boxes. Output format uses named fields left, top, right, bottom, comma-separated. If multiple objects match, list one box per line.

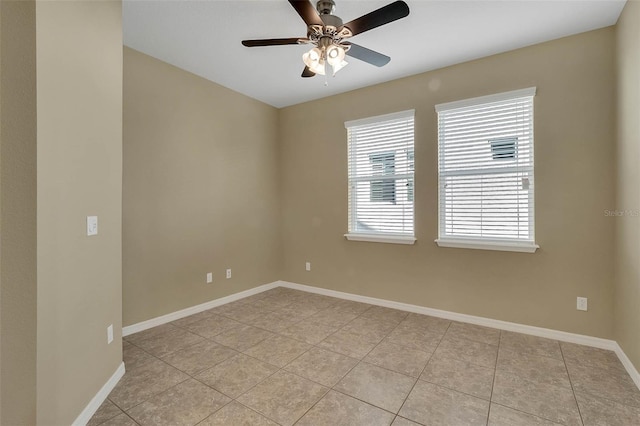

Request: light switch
left=87, top=216, right=98, bottom=236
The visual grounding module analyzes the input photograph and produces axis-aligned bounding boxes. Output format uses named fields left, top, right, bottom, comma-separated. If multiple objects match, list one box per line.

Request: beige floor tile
left=99, top=414, right=138, bottom=426
left=391, top=417, right=421, bottom=426
left=576, top=391, right=640, bottom=426
left=211, top=324, right=274, bottom=351
left=279, top=321, right=338, bottom=345
left=488, top=403, right=562, bottom=425
left=364, top=341, right=432, bottom=378
left=360, top=306, right=409, bottom=324
left=198, top=401, right=278, bottom=426
left=220, top=303, right=271, bottom=323
left=446, top=322, right=500, bottom=346
left=108, top=358, right=189, bottom=410
left=342, top=317, right=399, bottom=342
left=326, top=299, right=373, bottom=315
left=420, top=353, right=495, bottom=400
left=318, top=329, right=379, bottom=359
left=399, top=381, right=489, bottom=425
left=195, top=353, right=278, bottom=398
left=434, top=336, right=498, bottom=368
left=237, top=370, right=328, bottom=426
left=248, top=311, right=300, bottom=332
left=385, top=326, right=443, bottom=352
left=334, top=362, right=415, bottom=413
left=171, top=310, right=217, bottom=328
left=284, top=347, right=358, bottom=387
left=124, top=323, right=179, bottom=345
left=132, top=326, right=206, bottom=358
left=307, top=309, right=358, bottom=328
left=500, top=332, right=562, bottom=359
left=88, top=399, right=123, bottom=426
left=561, top=342, right=626, bottom=374
left=251, top=296, right=294, bottom=311
left=276, top=303, right=321, bottom=319
left=122, top=341, right=154, bottom=371
left=243, top=334, right=310, bottom=367
left=492, top=371, right=582, bottom=426
left=183, top=314, right=241, bottom=339
left=160, top=340, right=237, bottom=376
left=497, top=347, right=571, bottom=389
left=127, top=378, right=230, bottom=426
left=566, top=360, right=640, bottom=408
left=400, top=313, right=451, bottom=334
left=297, top=390, right=395, bottom=426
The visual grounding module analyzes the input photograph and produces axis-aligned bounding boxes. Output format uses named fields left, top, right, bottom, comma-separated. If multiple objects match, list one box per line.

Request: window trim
left=345, top=233, right=416, bottom=245
left=435, top=88, right=537, bottom=252
left=345, top=109, right=416, bottom=242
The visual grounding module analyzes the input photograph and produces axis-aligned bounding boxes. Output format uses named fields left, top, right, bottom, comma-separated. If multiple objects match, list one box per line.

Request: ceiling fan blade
left=344, top=42, right=390, bottom=67
left=242, top=38, right=306, bottom=47
left=288, top=0, right=324, bottom=27
left=302, top=66, right=316, bottom=78
left=343, top=1, right=410, bottom=37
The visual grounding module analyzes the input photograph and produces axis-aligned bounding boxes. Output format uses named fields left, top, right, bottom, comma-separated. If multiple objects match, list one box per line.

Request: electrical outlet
left=87, top=216, right=98, bottom=236
left=305, top=262, right=311, bottom=271
left=206, top=272, right=213, bottom=283
left=577, top=297, right=588, bottom=311
left=226, top=269, right=232, bottom=279
left=107, top=324, right=113, bottom=344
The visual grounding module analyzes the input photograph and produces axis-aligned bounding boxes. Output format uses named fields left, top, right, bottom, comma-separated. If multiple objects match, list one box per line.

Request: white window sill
left=345, top=233, right=416, bottom=245
left=435, top=238, right=539, bottom=253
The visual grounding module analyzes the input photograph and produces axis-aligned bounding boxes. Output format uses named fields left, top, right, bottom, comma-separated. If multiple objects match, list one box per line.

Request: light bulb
left=326, top=45, right=346, bottom=67
left=302, top=47, right=326, bottom=75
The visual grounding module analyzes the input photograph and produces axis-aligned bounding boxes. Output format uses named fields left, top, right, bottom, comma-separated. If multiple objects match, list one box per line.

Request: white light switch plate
left=206, top=272, right=213, bottom=283
left=87, top=216, right=98, bottom=236
left=305, top=262, right=311, bottom=271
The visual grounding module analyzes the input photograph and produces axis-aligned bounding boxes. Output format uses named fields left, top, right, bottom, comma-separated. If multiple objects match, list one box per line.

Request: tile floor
left=89, top=287, right=640, bottom=426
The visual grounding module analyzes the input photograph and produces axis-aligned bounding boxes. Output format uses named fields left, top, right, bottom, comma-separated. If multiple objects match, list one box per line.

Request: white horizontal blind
left=437, top=89, right=535, bottom=243
left=346, top=110, right=415, bottom=236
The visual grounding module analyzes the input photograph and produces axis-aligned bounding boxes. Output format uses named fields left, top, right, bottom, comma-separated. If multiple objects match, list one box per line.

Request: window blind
left=436, top=88, right=535, bottom=244
left=346, top=110, right=415, bottom=237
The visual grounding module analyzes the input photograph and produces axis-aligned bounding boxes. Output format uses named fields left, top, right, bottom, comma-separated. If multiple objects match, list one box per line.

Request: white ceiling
left=123, top=0, right=626, bottom=108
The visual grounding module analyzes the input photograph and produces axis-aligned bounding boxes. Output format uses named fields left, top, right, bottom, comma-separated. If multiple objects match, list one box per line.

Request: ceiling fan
left=241, top=0, right=410, bottom=78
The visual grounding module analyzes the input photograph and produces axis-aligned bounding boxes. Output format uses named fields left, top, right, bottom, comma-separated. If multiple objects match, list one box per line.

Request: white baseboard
left=122, top=281, right=280, bottom=337
left=276, top=281, right=618, bottom=350
left=119, top=278, right=639, bottom=392
left=277, top=280, right=640, bottom=388
left=72, top=362, right=125, bottom=426
left=614, top=343, right=640, bottom=390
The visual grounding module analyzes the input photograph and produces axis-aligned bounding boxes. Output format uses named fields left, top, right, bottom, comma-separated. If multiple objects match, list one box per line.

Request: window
left=435, top=88, right=538, bottom=253
left=345, top=110, right=415, bottom=244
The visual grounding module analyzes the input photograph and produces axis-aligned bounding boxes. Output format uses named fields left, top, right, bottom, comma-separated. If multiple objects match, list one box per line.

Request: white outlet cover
left=226, top=269, right=231, bottom=279
left=87, top=216, right=98, bottom=236
left=577, top=297, right=588, bottom=311
left=107, top=324, right=114, bottom=344
left=206, top=272, right=213, bottom=283
left=305, top=262, right=311, bottom=271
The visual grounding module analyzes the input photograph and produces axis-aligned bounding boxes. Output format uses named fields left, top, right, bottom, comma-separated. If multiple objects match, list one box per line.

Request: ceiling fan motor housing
left=316, top=0, right=336, bottom=15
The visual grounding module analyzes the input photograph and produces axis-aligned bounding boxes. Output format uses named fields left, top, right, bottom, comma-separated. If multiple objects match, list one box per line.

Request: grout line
left=394, top=320, right=453, bottom=421
left=560, top=343, right=586, bottom=426
left=486, top=329, right=502, bottom=425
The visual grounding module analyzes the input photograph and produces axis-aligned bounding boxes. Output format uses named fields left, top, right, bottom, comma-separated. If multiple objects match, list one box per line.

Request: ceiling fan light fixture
left=330, top=59, right=348, bottom=76
left=302, top=47, right=326, bottom=75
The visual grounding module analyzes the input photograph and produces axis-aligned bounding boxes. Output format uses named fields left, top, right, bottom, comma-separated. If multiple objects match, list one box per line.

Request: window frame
left=434, top=88, right=539, bottom=253
left=344, top=109, right=416, bottom=245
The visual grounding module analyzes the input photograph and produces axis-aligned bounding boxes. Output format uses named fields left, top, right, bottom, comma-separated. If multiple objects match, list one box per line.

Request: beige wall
left=36, top=1, right=123, bottom=424
left=0, top=1, right=38, bottom=424
left=279, top=28, right=616, bottom=338
left=615, top=0, right=640, bottom=371
left=123, top=48, right=281, bottom=326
